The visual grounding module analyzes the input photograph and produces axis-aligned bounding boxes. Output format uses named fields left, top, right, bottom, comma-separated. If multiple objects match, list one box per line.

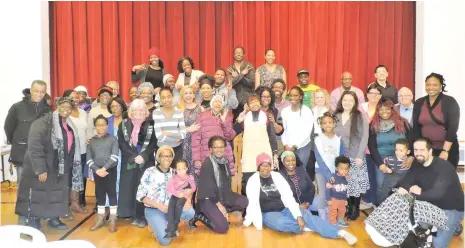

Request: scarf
left=51, top=111, right=83, bottom=191
left=122, top=119, right=154, bottom=170
left=130, top=118, right=145, bottom=146
left=209, top=155, right=231, bottom=203
left=379, top=119, right=395, bottom=133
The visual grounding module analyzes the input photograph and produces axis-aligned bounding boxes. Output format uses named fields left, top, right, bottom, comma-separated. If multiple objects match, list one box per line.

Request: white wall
left=0, top=1, right=50, bottom=180
left=415, top=0, right=465, bottom=141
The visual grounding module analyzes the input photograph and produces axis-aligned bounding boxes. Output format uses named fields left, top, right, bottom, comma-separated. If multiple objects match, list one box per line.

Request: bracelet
left=442, top=149, right=449, bottom=153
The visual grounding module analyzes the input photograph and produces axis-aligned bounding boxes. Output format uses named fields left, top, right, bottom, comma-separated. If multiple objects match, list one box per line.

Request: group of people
left=4, top=46, right=463, bottom=248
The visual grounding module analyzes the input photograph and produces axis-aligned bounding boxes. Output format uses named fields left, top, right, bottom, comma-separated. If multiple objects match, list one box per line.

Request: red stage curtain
left=50, top=1, right=415, bottom=101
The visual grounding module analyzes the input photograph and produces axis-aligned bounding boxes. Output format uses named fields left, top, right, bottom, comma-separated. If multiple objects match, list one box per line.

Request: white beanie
left=74, top=85, right=88, bottom=94
left=162, top=74, right=174, bottom=85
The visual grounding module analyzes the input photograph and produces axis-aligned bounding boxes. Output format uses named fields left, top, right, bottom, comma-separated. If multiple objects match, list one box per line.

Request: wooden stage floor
left=1, top=182, right=463, bottom=248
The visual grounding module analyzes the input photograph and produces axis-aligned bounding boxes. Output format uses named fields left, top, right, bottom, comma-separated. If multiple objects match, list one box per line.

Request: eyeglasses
left=212, top=146, right=225, bottom=149
left=160, top=155, right=173, bottom=159
left=58, top=106, right=72, bottom=111
left=110, top=105, right=121, bottom=109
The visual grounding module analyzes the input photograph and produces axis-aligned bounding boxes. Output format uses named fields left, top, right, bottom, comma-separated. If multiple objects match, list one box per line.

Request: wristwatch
left=442, top=149, right=449, bottom=153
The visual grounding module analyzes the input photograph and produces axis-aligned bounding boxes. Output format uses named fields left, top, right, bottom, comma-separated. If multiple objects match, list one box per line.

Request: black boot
left=80, top=179, right=87, bottom=207
left=48, top=218, right=68, bottom=230
left=189, top=212, right=213, bottom=231
left=349, top=197, right=361, bottom=221
left=345, top=197, right=353, bottom=220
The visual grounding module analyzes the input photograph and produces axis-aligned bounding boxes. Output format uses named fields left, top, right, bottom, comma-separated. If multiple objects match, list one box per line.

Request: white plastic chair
left=0, top=224, right=96, bottom=248
left=0, top=225, right=47, bottom=248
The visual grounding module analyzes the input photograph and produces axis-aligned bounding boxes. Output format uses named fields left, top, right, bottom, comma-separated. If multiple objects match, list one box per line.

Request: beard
left=415, top=155, right=426, bottom=164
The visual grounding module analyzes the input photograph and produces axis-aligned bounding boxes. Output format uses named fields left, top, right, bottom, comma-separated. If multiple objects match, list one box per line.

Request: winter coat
left=191, top=111, right=236, bottom=175
left=15, top=113, right=74, bottom=218
left=4, top=96, right=51, bottom=165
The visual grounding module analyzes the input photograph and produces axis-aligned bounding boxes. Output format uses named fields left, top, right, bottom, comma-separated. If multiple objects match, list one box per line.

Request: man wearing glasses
left=396, top=87, right=414, bottom=123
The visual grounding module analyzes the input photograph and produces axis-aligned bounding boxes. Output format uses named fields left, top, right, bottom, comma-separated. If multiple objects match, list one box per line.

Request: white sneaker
left=359, top=202, right=373, bottom=210
left=303, top=227, right=314, bottom=232
left=338, top=230, right=357, bottom=245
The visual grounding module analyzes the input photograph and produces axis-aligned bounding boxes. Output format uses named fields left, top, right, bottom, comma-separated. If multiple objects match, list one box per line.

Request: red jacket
left=191, top=110, right=236, bottom=175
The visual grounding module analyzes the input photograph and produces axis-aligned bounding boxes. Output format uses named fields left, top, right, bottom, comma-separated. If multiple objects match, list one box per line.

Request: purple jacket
left=192, top=110, right=236, bottom=175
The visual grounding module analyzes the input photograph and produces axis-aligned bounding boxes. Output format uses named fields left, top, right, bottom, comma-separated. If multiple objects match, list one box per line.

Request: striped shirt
left=153, top=107, right=186, bottom=148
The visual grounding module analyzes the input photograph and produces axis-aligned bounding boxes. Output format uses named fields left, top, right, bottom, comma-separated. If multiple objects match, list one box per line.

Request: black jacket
left=4, top=96, right=51, bottom=165
left=15, top=113, right=74, bottom=218
left=280, top=166, right=315, bottom=205
left=411, top=93, right=460, bottom=143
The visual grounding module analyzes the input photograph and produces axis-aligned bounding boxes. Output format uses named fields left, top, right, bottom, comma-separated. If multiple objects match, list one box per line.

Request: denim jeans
left=433, top=209, right=464, bottom=248
left=295, top=142, right=312, bottom=169
left=262, top=208, right=340, bottom=239
left=313, top=173, right=328, bottom=209
left=362, top=154, right=377, bottom=204
left=145, top=207, right=195, bottom=246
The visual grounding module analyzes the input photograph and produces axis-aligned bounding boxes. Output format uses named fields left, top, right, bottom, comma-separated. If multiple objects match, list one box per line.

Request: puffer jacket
left=191, top=110, right=236, bottom=175
left=4, top=95, right=51, bottom=165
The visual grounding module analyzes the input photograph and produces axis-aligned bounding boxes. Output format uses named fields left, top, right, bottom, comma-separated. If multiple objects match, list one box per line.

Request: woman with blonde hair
left=178, top=85, right=202, bottom=176
left=311, top=88, right=331, bottom=135
left=117, top=99, right=157, bottom=227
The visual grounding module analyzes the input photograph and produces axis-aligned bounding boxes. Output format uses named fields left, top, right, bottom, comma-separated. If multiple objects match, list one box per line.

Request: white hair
left=128, top=99, right=148, bottom=119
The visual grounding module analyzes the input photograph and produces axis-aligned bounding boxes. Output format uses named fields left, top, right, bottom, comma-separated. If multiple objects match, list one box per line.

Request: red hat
left=148, top=47, right=161, bottom=58
left=256, top=153, right=272, bottom=168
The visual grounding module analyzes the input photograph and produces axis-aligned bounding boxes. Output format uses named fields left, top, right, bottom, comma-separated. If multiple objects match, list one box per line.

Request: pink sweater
left=167, top=174, right=196, bottom=198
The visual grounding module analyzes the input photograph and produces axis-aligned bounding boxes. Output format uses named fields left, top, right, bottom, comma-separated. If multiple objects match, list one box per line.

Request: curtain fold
left=50, top=1, right=415, bottom=101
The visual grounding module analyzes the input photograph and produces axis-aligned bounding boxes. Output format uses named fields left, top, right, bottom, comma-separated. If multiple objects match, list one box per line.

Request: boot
left=345, top=197, right=353, bottom=220
left=348, top=197, right=361, bottom=221
left=61, top=208, right=75, bottom=221
left=90, top=214, right=106, bottom=231
left=108, top=215, right=117, bottom=233
left=189, top=212, right=213, bottom=231
left=70, top=190, right=88, bottom=214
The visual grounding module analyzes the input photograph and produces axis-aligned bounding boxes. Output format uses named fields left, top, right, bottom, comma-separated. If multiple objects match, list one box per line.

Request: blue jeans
left=362, top=154, right=377, bottom=204
left=145, top=207, right=195, bottom=246
left=295, top=142, right=312, bottom=168
left=313, top=173, right=327, bottom=209
left=433, top=209, right=464, bottom=248
left=262, top=208, right=340, bottom=239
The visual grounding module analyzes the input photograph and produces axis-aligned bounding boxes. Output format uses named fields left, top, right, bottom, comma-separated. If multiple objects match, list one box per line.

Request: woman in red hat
left=131, top=47, right=168, bottom=96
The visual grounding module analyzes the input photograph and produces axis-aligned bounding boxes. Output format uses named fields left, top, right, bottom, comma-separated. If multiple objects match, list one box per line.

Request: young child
left=165, top=159, right=196, bottom=238
left=313, top=112, right=344, bottom=220
left=326, top=156, right=350, bottom=227
left=377, top=138, right=411, bottom=205
left=86, top=114, right=119, bottom=232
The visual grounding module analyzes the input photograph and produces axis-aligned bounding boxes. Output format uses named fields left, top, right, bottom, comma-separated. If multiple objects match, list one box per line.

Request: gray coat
left=15, top=113, right=74, bottom=218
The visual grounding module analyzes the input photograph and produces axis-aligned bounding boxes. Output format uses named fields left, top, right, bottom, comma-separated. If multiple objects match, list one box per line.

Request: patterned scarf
left=122, top=119, right=154, bottom=170
left=51, top=111, right=83, bottom=191
left=379, top=119, right=396, bottom=133
left=130, top=118, right=145, bottom=146
left=209, top=155, right=231, bottom=203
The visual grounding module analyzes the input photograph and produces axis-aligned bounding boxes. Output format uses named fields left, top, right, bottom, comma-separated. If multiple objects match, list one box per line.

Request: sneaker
left=131, top=217, right=140, bottom=226
left=336, top=218, right=349, bottom=228
left=137, top=219, right=147, bottom=228
left=338, top=230, right=357, bottom=245
left=359, top=201, right=373, bottom=210
left=303, top=227, right=314, bottom=232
